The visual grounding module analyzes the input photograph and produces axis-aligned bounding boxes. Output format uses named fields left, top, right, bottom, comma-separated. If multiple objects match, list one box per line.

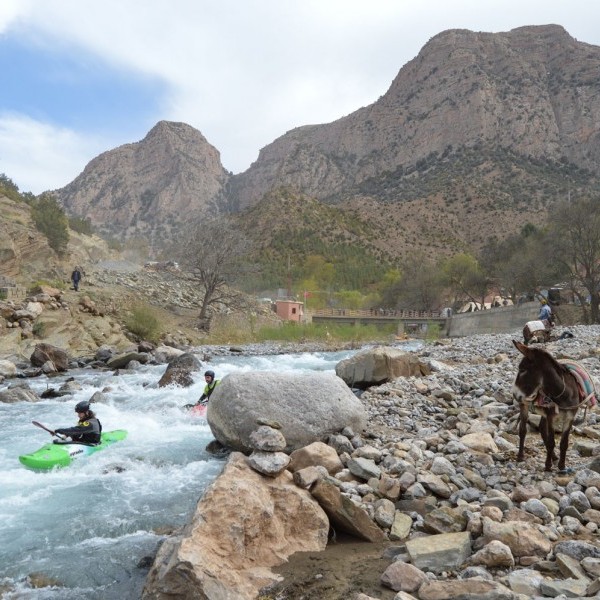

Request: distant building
left=0, top=275, right=26, bottom=301
left=275, top=300, right=304, bottom=322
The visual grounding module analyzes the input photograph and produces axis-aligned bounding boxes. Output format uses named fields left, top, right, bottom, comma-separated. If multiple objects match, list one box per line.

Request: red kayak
left=190, top=404, right=207, bottom=417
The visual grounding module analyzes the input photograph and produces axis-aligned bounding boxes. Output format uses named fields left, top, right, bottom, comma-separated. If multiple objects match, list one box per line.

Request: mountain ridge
left=51, top=24, right=600, bottom=264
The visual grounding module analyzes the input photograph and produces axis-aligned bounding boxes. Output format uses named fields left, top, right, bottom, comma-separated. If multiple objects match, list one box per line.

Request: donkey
left=512, top=339, right=591, bottom=472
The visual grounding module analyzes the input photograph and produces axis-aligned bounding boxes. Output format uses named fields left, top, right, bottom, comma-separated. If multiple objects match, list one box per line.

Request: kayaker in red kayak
left=184, top=370, right=219, bottom=410
left=54, top=401, right=102, bottom=444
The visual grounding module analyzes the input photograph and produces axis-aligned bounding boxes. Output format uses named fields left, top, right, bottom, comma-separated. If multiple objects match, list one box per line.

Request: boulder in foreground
left=142, top=452, right=329, bottom=600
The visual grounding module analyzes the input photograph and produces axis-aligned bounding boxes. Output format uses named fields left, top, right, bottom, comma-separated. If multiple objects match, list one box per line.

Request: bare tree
left=178, top=219, right=251, bottom=332
left=548, top=197, right=600, bottom=323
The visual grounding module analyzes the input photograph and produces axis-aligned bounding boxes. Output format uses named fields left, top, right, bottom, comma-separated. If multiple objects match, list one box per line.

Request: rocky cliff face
left=0, top=197, right=50, bottom=279
left=51, top=25, right=600, bottom=259
left=231, top=25, right=600, bottom=208
left=0, top=194, right=118, bottom=283
left=54, top=121, right=231, bottom=248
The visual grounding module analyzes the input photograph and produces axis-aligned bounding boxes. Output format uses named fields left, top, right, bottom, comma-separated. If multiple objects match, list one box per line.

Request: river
left=2, top=347, right=393, bottom=599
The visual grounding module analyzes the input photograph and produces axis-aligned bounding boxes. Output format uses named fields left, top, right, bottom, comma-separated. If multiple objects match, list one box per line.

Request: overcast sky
left=1, top=0, right=599, bottom=194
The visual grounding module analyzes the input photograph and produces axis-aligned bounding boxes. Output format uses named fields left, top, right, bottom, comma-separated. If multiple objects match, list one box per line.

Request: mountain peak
left=54, top=120, right=229, bottom=247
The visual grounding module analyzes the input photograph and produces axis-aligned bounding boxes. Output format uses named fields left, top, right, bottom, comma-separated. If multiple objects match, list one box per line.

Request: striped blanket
left=560, top=360, right=598, bottom=408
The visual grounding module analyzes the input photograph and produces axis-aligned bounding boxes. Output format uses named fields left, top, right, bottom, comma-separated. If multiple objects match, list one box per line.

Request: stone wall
left=446, top=302, right=539, bottom=337
left=0, top=276, right=26, bottom=302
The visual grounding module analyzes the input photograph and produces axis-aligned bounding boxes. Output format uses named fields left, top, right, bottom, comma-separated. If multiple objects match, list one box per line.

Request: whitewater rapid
left=0, top=348, right=368, bottom=599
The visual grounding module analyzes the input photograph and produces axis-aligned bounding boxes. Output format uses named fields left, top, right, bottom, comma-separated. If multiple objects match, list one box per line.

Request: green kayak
left=19, top=430, right=128, bottom=471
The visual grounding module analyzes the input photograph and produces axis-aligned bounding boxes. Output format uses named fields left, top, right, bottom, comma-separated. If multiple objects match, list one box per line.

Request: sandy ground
left=261, top=534, right=398, bottom=600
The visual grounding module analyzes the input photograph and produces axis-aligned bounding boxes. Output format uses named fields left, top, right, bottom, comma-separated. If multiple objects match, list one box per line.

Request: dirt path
left=262, top=535, right=398, bottom=600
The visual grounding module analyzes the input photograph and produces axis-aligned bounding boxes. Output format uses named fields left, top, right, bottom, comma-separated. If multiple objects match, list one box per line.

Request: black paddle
left=32, top=421, right=66, bottom=439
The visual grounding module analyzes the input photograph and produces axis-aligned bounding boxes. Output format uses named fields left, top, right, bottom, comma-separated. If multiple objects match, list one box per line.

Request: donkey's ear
left=513, top=339, right=528, bottom=355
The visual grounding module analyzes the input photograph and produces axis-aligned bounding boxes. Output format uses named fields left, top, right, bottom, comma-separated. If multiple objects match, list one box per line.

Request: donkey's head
left=512, top=339, right=546, bottom=402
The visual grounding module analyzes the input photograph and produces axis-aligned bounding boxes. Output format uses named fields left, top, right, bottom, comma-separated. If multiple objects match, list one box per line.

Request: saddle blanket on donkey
left=535, top=359, right=598, bottom=411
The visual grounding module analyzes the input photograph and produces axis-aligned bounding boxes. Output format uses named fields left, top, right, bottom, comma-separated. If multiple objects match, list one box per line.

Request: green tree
left=68, top=216, right=94, bottom=235
left=30, top=193, right=69, bottom=255
left=336, top=290, right=364, bottom=309
left=480, top=227, right=553, bottom=303
left=0, top=173, right=22, bottom=202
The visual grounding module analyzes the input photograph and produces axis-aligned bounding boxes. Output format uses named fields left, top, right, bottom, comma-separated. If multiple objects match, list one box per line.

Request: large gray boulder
left=335, top=346, right=431, bottom=389
left=207, top=371, right=366, bottom=452
left=0, top=359, right=17, bottom=378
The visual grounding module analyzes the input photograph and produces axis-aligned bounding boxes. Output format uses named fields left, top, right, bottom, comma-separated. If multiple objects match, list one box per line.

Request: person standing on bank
left=71, top=267, right=82, bottom=291
left=196, top=370, right=219, bottom=406
left=53, top=401, right=102, bottom=444
left=538, top=298, right=553, bottom=325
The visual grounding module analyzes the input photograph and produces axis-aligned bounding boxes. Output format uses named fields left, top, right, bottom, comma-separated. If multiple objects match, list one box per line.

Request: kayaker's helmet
left=204, top=370, right=215, bottom=380
left=540, top=298, right=547, bottom=305
left=75, top=400, right=90, bottom=413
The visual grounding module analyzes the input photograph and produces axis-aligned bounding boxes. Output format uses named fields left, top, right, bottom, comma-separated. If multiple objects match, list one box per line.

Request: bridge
left=307, top=303, right=542, bottom=337
left=308, top=308, right=447, bottom=336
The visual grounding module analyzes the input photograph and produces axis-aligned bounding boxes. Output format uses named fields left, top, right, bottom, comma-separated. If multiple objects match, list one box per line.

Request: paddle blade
left=32, top=420, right=55, bottom=436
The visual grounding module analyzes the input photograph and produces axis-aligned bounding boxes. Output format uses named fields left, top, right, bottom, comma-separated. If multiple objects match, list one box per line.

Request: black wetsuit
left=56, top=417, right=102, bottom=444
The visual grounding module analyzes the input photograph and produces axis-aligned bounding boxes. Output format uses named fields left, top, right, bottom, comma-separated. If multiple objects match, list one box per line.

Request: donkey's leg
left=539, top=413, right=558, bottom=462
left=557, top=410, right=576, bottom=472
left=517, top=402, right=529, bottom=462
left=542, top=411, right=556, bottom=471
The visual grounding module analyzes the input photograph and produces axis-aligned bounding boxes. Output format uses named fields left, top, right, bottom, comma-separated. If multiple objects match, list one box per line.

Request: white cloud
left=0, top=0, right=29, bottom=34
left=0, top=114, right=106, bottom=194
left=3, top=0, right=600, bottom=188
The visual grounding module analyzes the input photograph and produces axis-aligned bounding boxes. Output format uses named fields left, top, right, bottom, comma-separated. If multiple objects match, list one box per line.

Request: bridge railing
left=310, top=308, right=442, bottom=319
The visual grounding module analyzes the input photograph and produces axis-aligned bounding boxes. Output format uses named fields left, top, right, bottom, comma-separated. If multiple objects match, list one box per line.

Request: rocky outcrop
left=0, top=197, right=58, bottom=278
left=54, top=121, right=230, bottom=247
left=142, top=452, right=329, bottom=600
left=0, top=289, right=133, bottom=361
left=0, top=195, right=116, bottom=280
left=206, top=371, right=367, bottom=452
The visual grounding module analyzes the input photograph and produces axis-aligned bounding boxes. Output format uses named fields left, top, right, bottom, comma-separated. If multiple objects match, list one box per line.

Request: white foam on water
left=0, top=343, right=419, bottom=598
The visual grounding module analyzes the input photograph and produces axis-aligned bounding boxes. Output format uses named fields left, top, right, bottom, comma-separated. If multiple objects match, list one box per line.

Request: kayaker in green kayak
left=54, top=401, right=102, bottom=444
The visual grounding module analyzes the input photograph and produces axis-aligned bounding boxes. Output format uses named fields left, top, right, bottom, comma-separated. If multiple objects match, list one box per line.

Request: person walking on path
left=71, top=267, right=82, bottom=291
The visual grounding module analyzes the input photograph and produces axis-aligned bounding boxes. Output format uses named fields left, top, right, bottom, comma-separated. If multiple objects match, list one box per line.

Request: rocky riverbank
left=144, top=325, right=600, bottom=600
left=267, top=326, right=600, bottom=600
left=2, top=324, right=600, bottom=599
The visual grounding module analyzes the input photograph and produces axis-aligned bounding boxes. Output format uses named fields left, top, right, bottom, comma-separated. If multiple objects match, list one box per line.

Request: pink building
left=275, top=300, right=304, bottom=322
